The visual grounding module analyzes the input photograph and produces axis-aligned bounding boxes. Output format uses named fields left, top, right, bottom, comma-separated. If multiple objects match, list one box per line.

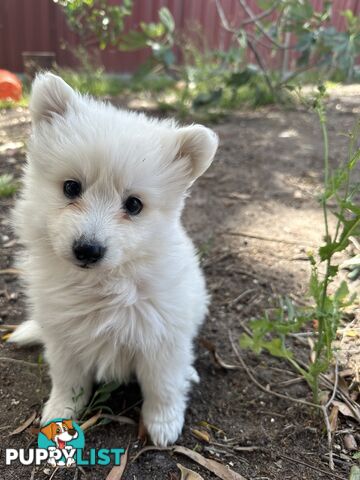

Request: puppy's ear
left=30, top=72, right=76, bottom=125
left=63, top=419, right=73, bottom=430
left=40, top=422, right=56, bottom=440
left=175, top=125, right=218, bottom=182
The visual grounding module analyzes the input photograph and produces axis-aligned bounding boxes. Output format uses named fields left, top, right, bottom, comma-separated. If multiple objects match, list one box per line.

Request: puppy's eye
left=124, top=196, right=143, bottom=215
left=63, top=180, right=82, bottom=199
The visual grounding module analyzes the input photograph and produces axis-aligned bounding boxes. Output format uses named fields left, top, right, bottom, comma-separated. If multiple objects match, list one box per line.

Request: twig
left=0, top=357, right=40, bottom=368
left=231, top=329, right=347, bottom=471
left=278, top=453, right=346, bottom=480
left=326, top=358, right=339, bottom=410
left=220, top=230, right=314, bottom=246
left=131, top=446, right=171, bottom=464
left=228, top=288, right=257, bottom=306
left=237, top=0, right=296, bottom=49
left=321, top=358, right=339, bottom=470
left=321, top=405, right=334, bottom=471
left=240, top=0, right=280, bottom=26
left=98, top=413, right=136, bottom=425
left=228, top=332, right=318, bottom=409
left=214, top=0, right=276, bottom=98
left=49, top=467, right=60, bottom=480
left=30, top=467, right=36, bottom=480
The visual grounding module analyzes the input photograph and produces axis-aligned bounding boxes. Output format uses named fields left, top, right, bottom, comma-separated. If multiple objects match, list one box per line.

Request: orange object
left=0, top=70, right=22, bottom=101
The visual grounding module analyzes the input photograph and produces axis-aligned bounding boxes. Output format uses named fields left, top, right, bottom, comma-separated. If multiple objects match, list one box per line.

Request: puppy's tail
left=7, top=320, right=43, bottom=346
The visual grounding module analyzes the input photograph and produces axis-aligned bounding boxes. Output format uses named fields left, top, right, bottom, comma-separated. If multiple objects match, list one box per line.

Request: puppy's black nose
left=72, top=240, right=105, bottom=264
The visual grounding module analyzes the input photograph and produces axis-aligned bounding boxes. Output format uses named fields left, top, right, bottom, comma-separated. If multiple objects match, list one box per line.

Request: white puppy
left=9, top=73, right=218, bottom=446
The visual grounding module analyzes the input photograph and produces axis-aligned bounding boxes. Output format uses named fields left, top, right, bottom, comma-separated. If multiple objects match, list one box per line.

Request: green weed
left=0, top=174, right=19, bottom=198
left=240, top=85, right=359, bottom=404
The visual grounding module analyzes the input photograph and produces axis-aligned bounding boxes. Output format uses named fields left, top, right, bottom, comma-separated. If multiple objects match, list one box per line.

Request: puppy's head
left=19, top=73, right=218, bottom=270
left=40, top=420, right=76, bottom=442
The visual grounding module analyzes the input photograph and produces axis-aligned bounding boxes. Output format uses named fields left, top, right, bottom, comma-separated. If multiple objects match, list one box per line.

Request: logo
left=38, top=419, right=85, bottom=467
left=5, top=418, right=124, bottom=467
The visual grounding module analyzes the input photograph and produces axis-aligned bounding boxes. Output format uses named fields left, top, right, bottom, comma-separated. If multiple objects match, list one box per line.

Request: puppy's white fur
left=9, top=73, right=218, bottom=446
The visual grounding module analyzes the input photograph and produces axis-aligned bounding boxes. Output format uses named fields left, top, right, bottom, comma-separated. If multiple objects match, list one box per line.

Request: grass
left=0, top=96, right=29, bottom=110
left=0, top=174, right=18, bottom=198
left=58, top=69, right=176, bottom=97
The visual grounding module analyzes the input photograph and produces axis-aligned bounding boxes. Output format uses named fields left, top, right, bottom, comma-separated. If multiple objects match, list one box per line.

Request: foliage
left=119, top=6, right=176, bottom=76
left=0, top=96, right=29, bottom=110
left=79, top=381, right=120, bottom=427
left=54, top=0, right=176, bottom=75
left=53, top=0, right=133, bottom=50
left=240, top=85, right=359, bottom=403
left=44, top=1, right=360, bottom=118
left=0, top=174, right=18, bottom=198
left=215, top=0, right=360, bottom=103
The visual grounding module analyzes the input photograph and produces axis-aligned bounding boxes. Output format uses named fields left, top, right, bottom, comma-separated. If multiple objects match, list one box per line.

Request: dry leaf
left=3, top=239, right=17, bottom=248
left=332, top=400, right=358, bottom=420
left=80, top=411, right=102, bottom=431
left=343, top=433, right=357, bottom=451
left=9, top=412, right=37, bottom=436
left=137, top=414, right=147, bottom=443
left=191, top=428, right=210, bottom=443
left=344, top=329, right=359, bottom=337
left=329, top=405, right=338, bottom=432
left=106, top=448, right=128, bottom=480
left=173, top=445, right=247, bottom=480
left=198, top=421, right=225, bottom=436
left=214, top=351, right=239, bottom=370
left=0, top=324, right=18, bottom=332
left=177, top=463, right=204, bottom=480
left=199, top=338, right=238, bottom=370
left=0, top=268, right=21, bottom=275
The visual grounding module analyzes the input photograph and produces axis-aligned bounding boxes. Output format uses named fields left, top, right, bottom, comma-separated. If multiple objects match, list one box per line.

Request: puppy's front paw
left=144, top=409, right=184, bottom=446
left=41, top=400, right=75, bottom=424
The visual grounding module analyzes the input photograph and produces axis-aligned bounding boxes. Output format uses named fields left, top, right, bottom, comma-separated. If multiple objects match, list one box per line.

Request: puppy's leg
left=41, top=344, right=92, bottom=424
left=8, top=320, right=43, bottom=346
left=136, top=342, right=195, bottom=447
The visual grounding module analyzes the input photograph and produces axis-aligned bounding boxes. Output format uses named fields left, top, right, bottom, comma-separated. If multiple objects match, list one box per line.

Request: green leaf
left=334, top=280, right=349, bottom=303
left=119, top=30, right=148, bottom=51
left=159, top=7, right=175, bottom=33
left=0, top=174, right=18, bottom=198
left=319, top=242, right=340, bottom=261
left=92, top=392, right=111, bottom=406
left=350, top=465, right=360, bottom=480
left=140, top=21, right=165, bottom=38
left=192, top=89, right=222, bottom=109
left=96, top=381, right=120, bottom=394
left=263, top=338, right=293, bottom=359
left=226, top=69, right=255, bottom=87
left=239, top=333, right=259, bottom=352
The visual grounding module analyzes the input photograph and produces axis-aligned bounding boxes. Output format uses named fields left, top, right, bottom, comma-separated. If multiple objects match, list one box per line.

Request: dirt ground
left=0, top=89, right=359, bottom=480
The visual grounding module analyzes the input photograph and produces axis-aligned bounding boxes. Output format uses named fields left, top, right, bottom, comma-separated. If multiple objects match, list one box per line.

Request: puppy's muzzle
left=72, top=239, right=106, bottom=265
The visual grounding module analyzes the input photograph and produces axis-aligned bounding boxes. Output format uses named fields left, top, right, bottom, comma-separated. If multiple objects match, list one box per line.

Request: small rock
left=344, top=433, right=357, bottom=451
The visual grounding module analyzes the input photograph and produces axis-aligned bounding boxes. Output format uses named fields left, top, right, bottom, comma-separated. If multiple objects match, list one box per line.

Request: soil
left=0, top=89, right=359, bottom=480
